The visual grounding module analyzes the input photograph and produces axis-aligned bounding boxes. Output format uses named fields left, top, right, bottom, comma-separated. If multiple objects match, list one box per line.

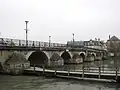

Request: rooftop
left=108, top=36, right=120, bottom=41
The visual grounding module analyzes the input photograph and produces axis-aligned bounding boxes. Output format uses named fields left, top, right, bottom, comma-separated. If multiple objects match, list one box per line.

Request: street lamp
left=49, top=36, right=51, bottom=47
left=72, top=33, right=75, bottom=43
left=25, top=21, right=29, bottom=47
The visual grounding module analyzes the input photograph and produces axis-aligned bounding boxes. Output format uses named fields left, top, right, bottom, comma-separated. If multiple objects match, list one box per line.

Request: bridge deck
left=0, top=45, right=106, bottom=52
left=24, top=67, right=120, bottom=83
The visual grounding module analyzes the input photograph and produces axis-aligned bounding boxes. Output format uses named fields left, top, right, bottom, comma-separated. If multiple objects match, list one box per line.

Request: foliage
left=108, top=41, right=120, bottom=56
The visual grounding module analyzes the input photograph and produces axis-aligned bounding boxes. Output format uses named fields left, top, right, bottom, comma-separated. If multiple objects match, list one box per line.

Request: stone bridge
left=0, top=46, right=106, bottom=67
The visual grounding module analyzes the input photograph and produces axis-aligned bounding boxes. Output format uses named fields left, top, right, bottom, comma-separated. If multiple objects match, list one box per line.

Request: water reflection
left=53, top=57, right=120, bottom=72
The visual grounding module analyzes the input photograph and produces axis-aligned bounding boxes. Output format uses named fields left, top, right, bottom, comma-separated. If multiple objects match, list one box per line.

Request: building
left=67, top=38, right=107, bottom=50
left=84, top=39, right=107, bottom=50
left=106, top=36, right=120, bottom=56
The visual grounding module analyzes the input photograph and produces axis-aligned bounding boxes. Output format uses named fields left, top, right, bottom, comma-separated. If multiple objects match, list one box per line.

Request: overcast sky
left=0, top=0, right=120, bottom=43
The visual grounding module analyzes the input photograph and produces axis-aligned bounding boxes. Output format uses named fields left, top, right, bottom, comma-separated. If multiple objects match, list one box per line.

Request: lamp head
left=25, top=21, right=29, bottom=24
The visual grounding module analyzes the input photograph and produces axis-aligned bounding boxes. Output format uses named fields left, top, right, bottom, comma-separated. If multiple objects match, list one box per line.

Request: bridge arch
left=25, top=51, right=34, bottom=60
left=91, top=53, right=96, bottom=61
left=91, top=53, right=96, bottom=57
left=79, top=52, right=85, bottom=61
left=61, top=51, right=72, bottom=64
left=28, top=51, right=49, bottom=66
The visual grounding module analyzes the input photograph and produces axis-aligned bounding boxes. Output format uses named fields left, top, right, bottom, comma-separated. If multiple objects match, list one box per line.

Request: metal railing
left=28, top=64, right=120, bottom=80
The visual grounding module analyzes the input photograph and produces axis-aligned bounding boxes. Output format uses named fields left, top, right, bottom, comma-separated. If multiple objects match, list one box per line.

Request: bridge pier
left=0, top=51, right=30, bottom=75
left=86, top=53, right=95, bottom=62
left=95, top=52, right=103, bottom=60
left=0, top=50, right=13, bottom=60
left=72, top=53, right=83, bottom=64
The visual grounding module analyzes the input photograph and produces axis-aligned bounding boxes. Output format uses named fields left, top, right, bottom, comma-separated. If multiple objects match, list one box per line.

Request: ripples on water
left=0, top=75, right=120, bottom=90
left=0, top=58, right=120, bottom=90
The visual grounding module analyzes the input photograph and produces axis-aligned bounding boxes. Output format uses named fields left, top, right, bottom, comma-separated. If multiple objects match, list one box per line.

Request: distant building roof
left=109, top=36, right=120, bottom=41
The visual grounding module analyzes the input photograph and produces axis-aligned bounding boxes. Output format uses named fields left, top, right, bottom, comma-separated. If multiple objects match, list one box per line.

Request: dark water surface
left=0, top=75, right=120, bottom=90
left=58, top=58, right=120, bottom=71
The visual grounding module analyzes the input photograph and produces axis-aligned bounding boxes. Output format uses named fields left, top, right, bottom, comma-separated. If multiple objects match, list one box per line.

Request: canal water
left=0, top=58, right=120, bottom=90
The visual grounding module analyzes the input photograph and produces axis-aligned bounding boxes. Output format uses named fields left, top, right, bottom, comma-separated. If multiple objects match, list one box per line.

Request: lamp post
left=49, top=36, right=51, bottom=47
left=25, top=21, right=29, bottom=47
left=72, top=33, right=75, bottom=43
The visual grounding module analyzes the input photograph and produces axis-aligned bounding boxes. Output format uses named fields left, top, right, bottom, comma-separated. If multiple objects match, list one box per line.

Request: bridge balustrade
left=0, top=38, right=66, bottom=48
left=0, top=38, right=105, bottom=51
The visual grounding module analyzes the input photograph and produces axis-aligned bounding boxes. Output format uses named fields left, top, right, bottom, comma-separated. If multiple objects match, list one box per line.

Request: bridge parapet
left=0, top=38, right=66, bottom=48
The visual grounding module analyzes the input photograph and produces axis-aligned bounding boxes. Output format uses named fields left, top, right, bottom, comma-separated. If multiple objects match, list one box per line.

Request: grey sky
left=0, top=0, right=120, bottom=43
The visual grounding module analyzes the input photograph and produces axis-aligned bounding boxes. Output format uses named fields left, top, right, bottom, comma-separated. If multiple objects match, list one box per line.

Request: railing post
left=54, top=66, right=57, bottom=77
left=39, top=42, right=41, bottom=47
left=102, top=65, right=104, bottom=73
left=115, top=67, right=118, bottom=80
left=33, top=64, right=35, bottom=72
left=68, top=67, right=70, bottom=79
left=99, top=67, right=101, bottom=79
left=22, top=64, right=24, bottom=69
left=43, top=65, right=45, bottom=76
left=82, top=65, right=84, bottom=78
left=87, top=66, right=90, bottom=72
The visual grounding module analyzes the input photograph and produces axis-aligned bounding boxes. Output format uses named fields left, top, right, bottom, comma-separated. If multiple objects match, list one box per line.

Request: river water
left=0, top=58, right=120, bottom=90
left=53, top=57, right=120, bottom=72
left=0, top=75, right=120, bottom=90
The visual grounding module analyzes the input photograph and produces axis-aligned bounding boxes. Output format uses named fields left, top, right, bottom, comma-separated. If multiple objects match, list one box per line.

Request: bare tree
left=108, top=41, right=120, bottom=56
